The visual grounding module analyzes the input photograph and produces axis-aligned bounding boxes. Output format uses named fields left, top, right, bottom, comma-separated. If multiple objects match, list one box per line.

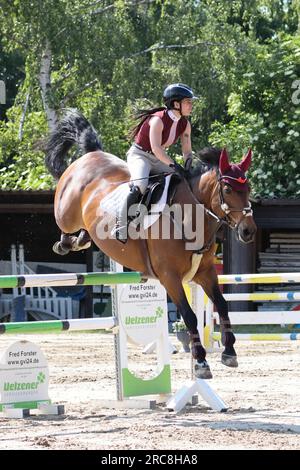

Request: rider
left=111, top=83, right=198, bottom=242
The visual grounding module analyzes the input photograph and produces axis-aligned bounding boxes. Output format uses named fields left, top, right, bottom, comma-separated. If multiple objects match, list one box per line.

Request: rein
left=108, top=172, right=171, bottom=186
left=170, top=176, right=225, bottom=254
left=107, top=168, right=253, bottom=253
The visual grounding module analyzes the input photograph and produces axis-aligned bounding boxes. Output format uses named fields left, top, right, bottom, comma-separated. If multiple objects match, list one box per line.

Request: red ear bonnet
left=218, top=148, right=251, bottom=192
left=219, top=148, right=231, bottom=175
left=238, top=148, right=252, bottom=172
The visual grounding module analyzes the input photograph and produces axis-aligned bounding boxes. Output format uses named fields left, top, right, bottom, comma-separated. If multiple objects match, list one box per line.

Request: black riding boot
left=111, top=185, right=141, bottom=243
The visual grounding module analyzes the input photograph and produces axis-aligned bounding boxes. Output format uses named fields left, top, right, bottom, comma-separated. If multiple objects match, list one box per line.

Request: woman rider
left=112, top=83, right=198, bottom=242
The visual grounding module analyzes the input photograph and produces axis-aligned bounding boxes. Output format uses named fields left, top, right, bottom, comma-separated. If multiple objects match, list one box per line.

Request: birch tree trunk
left=39, top=40, right=57, bottom=131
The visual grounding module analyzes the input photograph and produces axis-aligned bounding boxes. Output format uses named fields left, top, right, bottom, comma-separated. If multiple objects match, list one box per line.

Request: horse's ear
left=238, top=148, right=252, bottom=172
left=219, top=148, right=230, bottom=174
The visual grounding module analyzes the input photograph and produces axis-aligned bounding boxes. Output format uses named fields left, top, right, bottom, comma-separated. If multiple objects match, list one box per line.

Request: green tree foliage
left=0, top=0, right=299, bottom=198
left=210, top=35, right=300, bottom=198
left=0, top=43, right=24, bottom=120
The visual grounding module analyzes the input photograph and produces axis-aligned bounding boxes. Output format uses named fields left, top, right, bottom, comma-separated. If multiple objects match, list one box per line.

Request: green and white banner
left=118, top=280, right=167, bottom=346
left=0, top=340, right=50, bottom=411
left=112, top=262, right=171, bottom=399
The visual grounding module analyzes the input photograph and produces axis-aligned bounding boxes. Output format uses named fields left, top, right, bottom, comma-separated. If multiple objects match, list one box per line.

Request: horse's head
left=210, top=148, right=257, bottom=243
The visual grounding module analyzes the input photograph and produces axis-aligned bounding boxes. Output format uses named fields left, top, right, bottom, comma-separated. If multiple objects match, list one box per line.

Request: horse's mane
left=188, top=147, right=221, bottom=180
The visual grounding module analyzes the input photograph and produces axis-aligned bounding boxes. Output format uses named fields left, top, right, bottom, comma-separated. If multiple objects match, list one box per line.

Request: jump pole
left=218, top=273, right=300, bottom=284
left=0, top=271, right=145, bottom=289
left=212, top=332, right=300, bottom=342
left=0, top=269, right=227, bottom=414
left=0, top=317, right=116, bottom=334
left=202, top=273, right=300, bottom=350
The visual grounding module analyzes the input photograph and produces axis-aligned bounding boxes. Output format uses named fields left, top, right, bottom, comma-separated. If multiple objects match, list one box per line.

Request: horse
left=44, top=109, right=257, bottom=379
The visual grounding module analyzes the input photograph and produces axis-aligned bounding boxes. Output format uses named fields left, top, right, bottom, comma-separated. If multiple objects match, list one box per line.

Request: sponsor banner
left=118, top=279, right=168, bottom=345
left=0, top=341, right=50, bottom=406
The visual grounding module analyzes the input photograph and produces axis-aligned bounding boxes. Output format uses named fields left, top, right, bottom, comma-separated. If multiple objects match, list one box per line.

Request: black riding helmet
left=163, top=83, right=198, bottom=111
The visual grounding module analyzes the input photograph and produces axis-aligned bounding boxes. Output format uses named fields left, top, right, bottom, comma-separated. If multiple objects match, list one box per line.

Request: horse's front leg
left=159, top=272, right=212, bottom=379
left=194, top=267, right=238, bottom=368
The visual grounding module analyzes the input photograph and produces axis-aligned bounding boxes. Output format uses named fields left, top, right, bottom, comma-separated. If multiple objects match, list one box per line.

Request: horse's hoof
left=52, top=242, right=69, bottom=256
left=194, top=360, right=213, bottom=379
left=221, top=354, right=238, bottom=368
left=73, top=241, right=91, bottom=251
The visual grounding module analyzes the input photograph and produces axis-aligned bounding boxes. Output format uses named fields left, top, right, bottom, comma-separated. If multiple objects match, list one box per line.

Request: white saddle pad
left=99, top=175, right=172, bottom=230
left=100, top=182, right=130, bottom=216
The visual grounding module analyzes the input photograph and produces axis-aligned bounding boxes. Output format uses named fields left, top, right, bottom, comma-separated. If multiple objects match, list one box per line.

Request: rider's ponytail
left=128, top=106, right=166, bottom=140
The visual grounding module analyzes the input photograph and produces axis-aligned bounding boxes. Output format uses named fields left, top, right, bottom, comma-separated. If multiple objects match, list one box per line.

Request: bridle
left=217, top=178, right=253, bottom=229
left=167, top=171, right=254, bottom=254
left=204, top=176, right=253, bottom=231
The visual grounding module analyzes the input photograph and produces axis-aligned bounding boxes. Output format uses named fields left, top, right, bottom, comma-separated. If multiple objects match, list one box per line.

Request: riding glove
left=184, top=157, right=193, bottom=171
left=169, top=162, right=186, bottom=179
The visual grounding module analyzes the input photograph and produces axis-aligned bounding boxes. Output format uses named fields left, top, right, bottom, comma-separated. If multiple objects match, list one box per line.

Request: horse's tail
left=45, top=108, right=103, bottom=179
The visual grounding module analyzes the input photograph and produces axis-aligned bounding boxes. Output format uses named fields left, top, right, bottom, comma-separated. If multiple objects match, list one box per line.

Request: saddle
left=131, top=173, right=182, bottom=223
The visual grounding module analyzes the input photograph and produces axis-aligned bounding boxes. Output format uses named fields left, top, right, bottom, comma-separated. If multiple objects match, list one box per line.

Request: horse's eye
left=224, top=185, right=232, bottom=194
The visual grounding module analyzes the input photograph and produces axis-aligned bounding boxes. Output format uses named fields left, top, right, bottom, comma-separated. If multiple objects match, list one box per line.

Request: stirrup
left=111, top=222, right=128, bottom=244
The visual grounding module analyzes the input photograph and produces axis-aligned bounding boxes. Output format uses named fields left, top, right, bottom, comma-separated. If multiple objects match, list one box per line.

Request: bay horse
left=45, top=109, right=257, bottom=379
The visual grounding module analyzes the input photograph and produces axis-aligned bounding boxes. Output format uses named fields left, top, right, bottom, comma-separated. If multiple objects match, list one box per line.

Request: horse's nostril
left=241, top=227, right=255, bottom=242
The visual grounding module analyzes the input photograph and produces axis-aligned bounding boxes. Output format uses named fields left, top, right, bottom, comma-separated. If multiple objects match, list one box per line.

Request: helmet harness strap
left=173, top=100, right=182, bottom=116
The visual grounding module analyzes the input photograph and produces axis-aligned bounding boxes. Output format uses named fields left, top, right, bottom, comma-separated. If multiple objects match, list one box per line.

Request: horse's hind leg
left=70, top=229, right=91, bottom=251
left=53, top=233, right=73, bottom=256
left=159, top=273, right=212, bottom=379
left=53, top=230, right=91, bottom=255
